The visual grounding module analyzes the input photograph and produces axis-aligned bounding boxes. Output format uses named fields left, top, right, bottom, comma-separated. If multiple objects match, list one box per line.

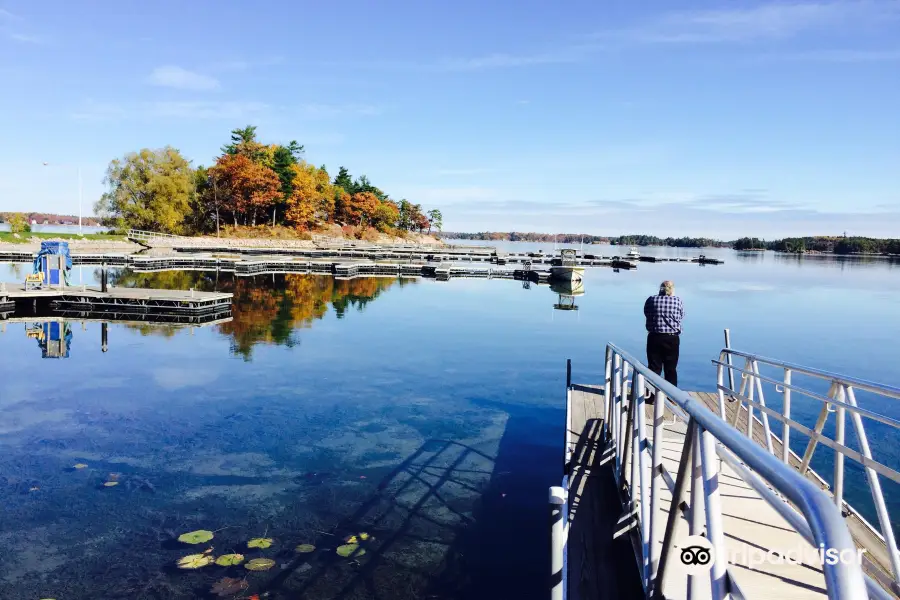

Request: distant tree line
left=441, top=232, right=606, bottom=243
left=442, top=231, right=900, bottom=255
left=1, top=212, right=101, bottom=227
left=94, top=125, right=443, bottom=239
left=734, top=236, right=900, bottom=254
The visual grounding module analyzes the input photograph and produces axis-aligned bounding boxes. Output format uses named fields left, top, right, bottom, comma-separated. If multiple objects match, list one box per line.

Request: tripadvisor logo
left=678, top=536, right=715, bottom=575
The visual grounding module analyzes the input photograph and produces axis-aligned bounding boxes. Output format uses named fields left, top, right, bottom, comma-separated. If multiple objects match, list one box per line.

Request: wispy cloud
left=0, top=8, right=18, bottom=20
left=417, top=2, right=900, bottom=71
left=8, top=32, right=45, bottom=43
left=776, top=49, right=900, bottom=62
left=619, top=3, right=864, bottom=44
left=434, top=168, right=494, bottom=176
left=147, top=66, right=220, bottom=91
left=72, top=99, right=268, bottom=121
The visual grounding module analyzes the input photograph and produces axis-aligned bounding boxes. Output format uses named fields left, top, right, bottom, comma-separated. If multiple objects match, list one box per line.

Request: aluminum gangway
left=551, top=340, right=900, bottom=600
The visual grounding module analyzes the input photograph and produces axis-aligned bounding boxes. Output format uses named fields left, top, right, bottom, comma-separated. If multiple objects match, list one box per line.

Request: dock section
left=565, top=384, right=894, bottom=600
left=0, top=283, right=232, bottom=317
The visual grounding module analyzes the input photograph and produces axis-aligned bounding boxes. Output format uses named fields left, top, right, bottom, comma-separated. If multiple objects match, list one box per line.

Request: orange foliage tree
left=210, top=154, right=282, bottom=226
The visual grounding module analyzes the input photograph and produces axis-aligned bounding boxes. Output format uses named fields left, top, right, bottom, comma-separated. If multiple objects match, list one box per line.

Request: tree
left=371, top=200, right=400, bottom=232
left=8, top=213, right=29, bottom=234
left=210, top=154, right=282, bottom=226
left=285, top=162, right=334, bottom=229
left=346, top=192, right=380, bottom=226
left=427, top=209, right=443, bottom=233
left=397, top=199, right=413, bottom=230
left=333, top=167, right=353, bottom=194
left=95, top=147, right=195, bottom=233
left=353, top=175, right=387, bottom=200
left=222, top=125, right=259, bottom=155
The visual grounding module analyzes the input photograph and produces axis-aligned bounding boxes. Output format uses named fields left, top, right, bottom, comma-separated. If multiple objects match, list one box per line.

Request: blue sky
left=1, top=0, right=898, bottom=238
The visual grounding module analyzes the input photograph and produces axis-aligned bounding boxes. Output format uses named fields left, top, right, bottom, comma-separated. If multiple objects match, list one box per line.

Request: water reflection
left=108, top=271, right=416, bottom=359
left=550, top=280, right=584, bottom=311
left=25, top=321, right=73, bottom=358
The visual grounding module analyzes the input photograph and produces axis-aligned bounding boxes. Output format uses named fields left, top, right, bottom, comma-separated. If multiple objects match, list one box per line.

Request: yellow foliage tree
left=285, top=162, right=334, bottom=229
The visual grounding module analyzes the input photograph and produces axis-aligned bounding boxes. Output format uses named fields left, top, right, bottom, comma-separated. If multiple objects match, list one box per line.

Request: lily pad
left=102, top=481, right=119, bottom=487
left=247, top=537, right=273, bottom=549
left=245, top=557, right=276, bottom=571
left=336, top=544, right=366, bottom=558
left=215, top=553, right=245, bottom=566
left=73, top=463, right=88, bottom=469
left=295, top=544, right=316, bottom=553
left=211, top=576, right=248, bottom=597
left=178, top=530, right=215, bottom=544
left=177, top=553, right=215, bottom=569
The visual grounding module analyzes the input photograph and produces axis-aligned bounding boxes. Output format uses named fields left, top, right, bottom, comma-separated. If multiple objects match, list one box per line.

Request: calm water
left=1, top=245, right=899, bottom=599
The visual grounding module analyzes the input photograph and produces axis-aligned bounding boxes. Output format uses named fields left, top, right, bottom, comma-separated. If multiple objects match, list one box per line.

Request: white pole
left=78, top=166, right=83, bottom=233
left=550, top=486, right=566, bottom=600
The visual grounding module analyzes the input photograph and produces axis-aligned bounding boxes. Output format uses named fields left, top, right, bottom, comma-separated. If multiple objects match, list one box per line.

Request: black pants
left=647, top=332, right=680, bottom=387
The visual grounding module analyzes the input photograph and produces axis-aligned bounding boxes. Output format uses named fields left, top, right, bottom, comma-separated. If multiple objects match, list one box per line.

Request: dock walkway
left=567, top=385, right=890, bottom=600
left=0, top=283, right=232, bottom=315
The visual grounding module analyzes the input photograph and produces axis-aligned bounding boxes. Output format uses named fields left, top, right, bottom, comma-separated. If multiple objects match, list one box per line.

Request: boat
left=626, top=246, right=640, bottom=259
left=549, top=249, right=585, bottom=283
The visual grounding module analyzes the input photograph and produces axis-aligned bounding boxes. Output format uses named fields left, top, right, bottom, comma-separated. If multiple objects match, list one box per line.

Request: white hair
left=660, top=280, right=675, bottom=296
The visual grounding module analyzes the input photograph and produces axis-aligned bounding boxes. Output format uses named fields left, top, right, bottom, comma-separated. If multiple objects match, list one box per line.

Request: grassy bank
left=0, top=232, right=126, bottom=243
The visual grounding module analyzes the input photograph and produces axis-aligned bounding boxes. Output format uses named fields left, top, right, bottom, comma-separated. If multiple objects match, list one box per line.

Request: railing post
left=635, top=373, right=650, bottom=587
left=688, top=425, right=704, bottom=600
left=833, top=385, right=846, bottom=511
left=845, top=387, right=900, bottom=591
left=723, top=329, right=736, bottom=391
left=752, top=360, right=775, bottom=454
left=716, top=361, right=727, bottom=418
left=700, top=427, right=727, bottom=600
left=605, top=348, right=613, bottom=435
left=613, top=353, right=623, bottom=473
left=648, top=388, right=666, bottom=587
left=745, top=358, right=755, bottom=440
left=550, top=486, right=566, bottom=600
left=782, top=368, right=792, bottom=464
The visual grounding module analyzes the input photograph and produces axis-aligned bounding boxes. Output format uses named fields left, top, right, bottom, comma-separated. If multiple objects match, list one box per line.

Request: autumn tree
left=95, top=147, right=195, bottom=233
left=210, top=154, right=282, bottom=226
left=285, top=162, right=334, bottom=229
left=8, top=213, right=29, bottom=234
left=371, top=200, right=400, bottom=232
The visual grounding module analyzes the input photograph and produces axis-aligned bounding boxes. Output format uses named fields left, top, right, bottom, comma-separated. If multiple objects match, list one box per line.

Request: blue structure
left=32, top=241, right=72, bottom=286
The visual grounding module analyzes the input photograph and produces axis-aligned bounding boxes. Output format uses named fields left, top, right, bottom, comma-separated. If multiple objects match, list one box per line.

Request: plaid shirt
left=644, top=294, right=684, bottom=334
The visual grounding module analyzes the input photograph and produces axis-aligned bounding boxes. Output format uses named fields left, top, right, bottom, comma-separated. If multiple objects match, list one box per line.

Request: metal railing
left=713, top=347, right=900, bottom=595
left=551, top=343, right=873, bottom=600
left=127, top=229, right=185, bottom=241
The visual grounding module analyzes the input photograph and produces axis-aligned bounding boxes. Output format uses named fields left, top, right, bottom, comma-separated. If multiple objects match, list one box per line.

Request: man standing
left=644, top=280, right=684, bottom=386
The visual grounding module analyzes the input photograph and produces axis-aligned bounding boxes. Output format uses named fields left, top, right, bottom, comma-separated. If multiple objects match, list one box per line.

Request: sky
left=0, top=0, right=899, bottom=238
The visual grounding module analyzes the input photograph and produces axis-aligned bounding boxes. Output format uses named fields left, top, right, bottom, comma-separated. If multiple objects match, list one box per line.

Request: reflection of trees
left=108, top=270, right=410, bottom=359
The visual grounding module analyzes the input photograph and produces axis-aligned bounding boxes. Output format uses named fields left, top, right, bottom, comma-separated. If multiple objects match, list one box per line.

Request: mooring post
left=566, top=358, right=572, bottom=389
left=101, top=322, right=108, bottom=353
left=101, top=262, right=108, bottom=293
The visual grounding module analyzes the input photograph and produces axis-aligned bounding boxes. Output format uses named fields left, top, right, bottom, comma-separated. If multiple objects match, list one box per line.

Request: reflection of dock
left=0, top=283, right=232, bottom=316
left=5, top=313, right=232, bottom=327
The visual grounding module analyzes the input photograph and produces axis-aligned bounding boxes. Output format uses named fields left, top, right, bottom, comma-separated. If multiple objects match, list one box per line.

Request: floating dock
left=0, top=283, right=233, bottom=316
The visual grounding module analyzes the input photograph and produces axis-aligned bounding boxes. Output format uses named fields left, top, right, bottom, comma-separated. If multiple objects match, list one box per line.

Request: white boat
left=627, top=246, right=640, bottom=259
left=549, top=249, right=585, bottom=283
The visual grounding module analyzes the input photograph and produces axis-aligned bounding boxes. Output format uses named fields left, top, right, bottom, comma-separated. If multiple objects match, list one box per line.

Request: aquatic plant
left=177, top=553, right=215, bottom=569
left=295, top=544, right=316, bottom=553
left=215, top=553, right=245, bottom=566
left=244, top=558, right=276, bottom=571
left=247, top=537, right=273, bottom=549
left=336, top=544, right=365, bottom=558
left=211, top=577, right=249, bottom=596
left=178, top=530, right=214, bottom=544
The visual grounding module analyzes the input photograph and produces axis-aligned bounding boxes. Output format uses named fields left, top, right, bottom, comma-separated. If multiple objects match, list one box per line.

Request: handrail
left=607, top=343, right=868, bottom=600
left=716, top=348, right=900, bottom=593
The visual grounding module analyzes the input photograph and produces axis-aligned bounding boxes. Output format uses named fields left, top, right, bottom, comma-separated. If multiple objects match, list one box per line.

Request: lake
left=1, top=244, right=899, bottom=599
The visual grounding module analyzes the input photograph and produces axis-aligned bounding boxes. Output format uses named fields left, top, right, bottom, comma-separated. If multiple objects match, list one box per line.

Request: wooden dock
left=0, top=283, right=232, bottom=316
left=566, top=385, right=895, bottom=600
